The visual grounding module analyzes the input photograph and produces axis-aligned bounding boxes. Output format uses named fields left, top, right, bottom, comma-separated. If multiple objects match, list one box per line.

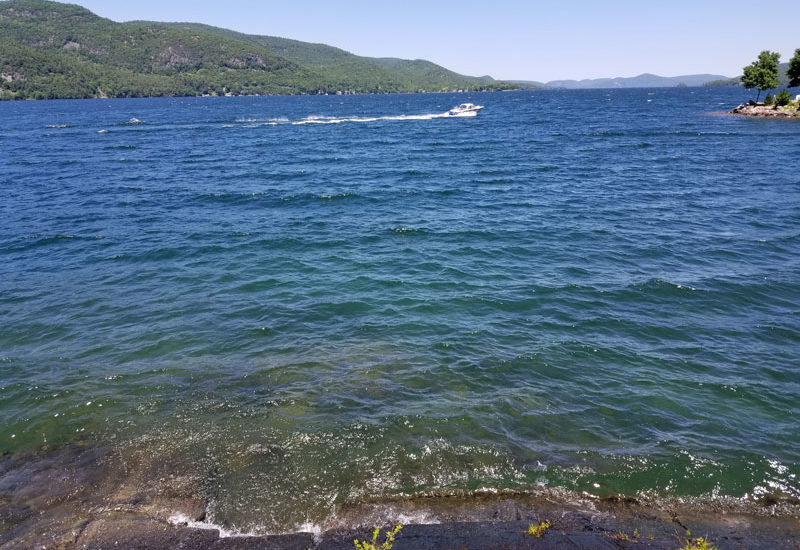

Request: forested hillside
left=158, top=22, right=498, bottom=94
left=0, top=0, right=512, bottom=99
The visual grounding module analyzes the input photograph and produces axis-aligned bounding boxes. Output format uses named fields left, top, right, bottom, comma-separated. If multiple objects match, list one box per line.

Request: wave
left=170, top=478, right=800, bottom=537
left=104, top=144, right=139, bottom=150
left=188, top=190, right=365, bottom=208
left=627, top=278, right=698, bottom=293
left=1, top=233, right=106, bottom=254
left=168, top=513, right=251, bottom=539
left=115, top=117, right=144, bottom=126
left=391, top=227, right=426, bottom=234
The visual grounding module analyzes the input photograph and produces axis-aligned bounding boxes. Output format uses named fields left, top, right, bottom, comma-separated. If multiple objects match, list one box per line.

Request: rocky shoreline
left=731, top=101, right=800, bottom=118
left=2, top=444, right=800, bottom=549
left=26, top=510, right=800, bottom=550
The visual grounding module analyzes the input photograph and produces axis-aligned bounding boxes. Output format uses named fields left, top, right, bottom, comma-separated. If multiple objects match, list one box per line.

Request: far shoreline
left=0, top=84, right=751, bottom=103
left=1, top=88, right=517, bottom=102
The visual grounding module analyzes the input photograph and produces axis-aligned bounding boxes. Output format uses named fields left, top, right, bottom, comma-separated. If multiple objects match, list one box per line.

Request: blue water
left=1, top=89, right=799, bottom=532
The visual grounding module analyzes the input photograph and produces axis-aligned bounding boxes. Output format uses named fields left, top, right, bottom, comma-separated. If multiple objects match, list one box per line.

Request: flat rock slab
left=318, top=518, right=800, bottom=550
left=32, top=513, right=796, bottom=550
left=76, top=516, right=220, bottom=550
left=71, top=516, right=315, bottom=550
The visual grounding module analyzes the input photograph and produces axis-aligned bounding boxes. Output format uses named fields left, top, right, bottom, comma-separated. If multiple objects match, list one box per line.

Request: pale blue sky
left=71, top=1, right=795, bottom=82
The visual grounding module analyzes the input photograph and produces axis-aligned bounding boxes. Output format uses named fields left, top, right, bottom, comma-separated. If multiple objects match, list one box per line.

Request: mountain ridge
left=514, top=63, right=799, bottom=90
left=542, top=72, right=733, bottom=89
left=155, top=21, right=500, bottom=94
left=0, top=0, right=513, bottom=99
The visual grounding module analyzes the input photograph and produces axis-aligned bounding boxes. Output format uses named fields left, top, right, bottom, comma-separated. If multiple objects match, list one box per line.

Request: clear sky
left=69, top=0, right=796, bottom=82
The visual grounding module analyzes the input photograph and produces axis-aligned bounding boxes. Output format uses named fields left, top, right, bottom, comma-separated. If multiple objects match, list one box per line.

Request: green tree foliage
left=0, top=0, right=517, bottom=100
left=741, top=50, right=781, bottom=102
left=788, top=49, right=800, bottom=88
left=774, top=88, right=792, bottom=106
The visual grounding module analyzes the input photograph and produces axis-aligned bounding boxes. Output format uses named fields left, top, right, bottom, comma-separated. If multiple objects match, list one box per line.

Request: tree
left=788, top=49, right=800, bottom=88
left=741, top=50, right=780, bottom=102
left=774, top=88, right=792, bottom=106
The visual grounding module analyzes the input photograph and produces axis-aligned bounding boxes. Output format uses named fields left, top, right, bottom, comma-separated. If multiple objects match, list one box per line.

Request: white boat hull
left=448, top=109, right=480, bottom=117
left=448, top=103, right=484, bottom=116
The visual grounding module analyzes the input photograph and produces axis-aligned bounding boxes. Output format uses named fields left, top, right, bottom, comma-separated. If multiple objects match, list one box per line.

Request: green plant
left=606, top=528, right=640, bottom=541
left=775, top=88, right=792, bottom=107
left=354, top=524, right=402, bottom=550
left=678, top=530, right=718, bottom=550
left=764, top=93, right=774, bottom=105
left=679, top=537, right=717, bottom=550
left=525, top=519, right=551, bottom=538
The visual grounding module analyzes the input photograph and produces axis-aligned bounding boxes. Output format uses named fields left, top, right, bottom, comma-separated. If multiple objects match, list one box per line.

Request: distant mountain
left=0, top=0, right=514, bottom=100
left=544, top=73, right=733, bottom=89
left=506, top=79, right=547, bottom=89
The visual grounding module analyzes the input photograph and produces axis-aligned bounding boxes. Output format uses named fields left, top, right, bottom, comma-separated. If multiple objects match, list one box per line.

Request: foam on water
left=292, top=111, right=473, bottom=125
left=168, top=513, right=240, bottom=537
left=218, top=111, right=469, bottom=128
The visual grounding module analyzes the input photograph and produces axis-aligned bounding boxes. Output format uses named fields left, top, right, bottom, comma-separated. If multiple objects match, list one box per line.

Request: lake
left=1, top=88, right=798, bottom=534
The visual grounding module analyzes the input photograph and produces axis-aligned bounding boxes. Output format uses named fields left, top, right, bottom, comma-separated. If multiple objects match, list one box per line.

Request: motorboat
left=448, top=103, right=484, bottom=116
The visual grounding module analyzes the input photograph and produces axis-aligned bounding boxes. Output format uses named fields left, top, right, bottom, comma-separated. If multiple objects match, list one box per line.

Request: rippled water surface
left=1, top=89, right=799, bottom=532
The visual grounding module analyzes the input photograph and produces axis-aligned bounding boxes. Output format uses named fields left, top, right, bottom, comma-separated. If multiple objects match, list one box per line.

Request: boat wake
left=224, top=108, right=480, bottom=128
left=292, top=110, right=478, bottom=125
left=293, top=113, right=445, bottom=125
